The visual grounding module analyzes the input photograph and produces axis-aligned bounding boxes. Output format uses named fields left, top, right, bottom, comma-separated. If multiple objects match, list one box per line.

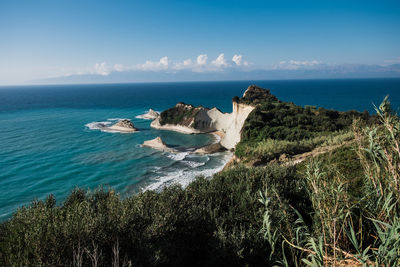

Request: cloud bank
left=51, top=54, right=400, bottom=85
left=84, top=53, right=250, bottom=76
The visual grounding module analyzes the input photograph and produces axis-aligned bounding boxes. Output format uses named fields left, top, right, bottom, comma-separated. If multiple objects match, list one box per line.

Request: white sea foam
left=85, top=121, right=112, bottom=130
left=181, top=160, right=206, bottom=168
left=144, top=170, right=185, bottom=191
left=107, top=118, right=126, bottom=121
left=166, top=152, right=189, bottom=161
left=143, top=152, right=233, bottom=192
left=85, top=120, right=137, bottom=133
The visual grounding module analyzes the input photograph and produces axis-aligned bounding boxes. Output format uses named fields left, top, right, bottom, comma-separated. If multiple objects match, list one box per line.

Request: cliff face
left=219, top=102, right=254, bottom=149
left=150, top=101, right=255, bottom=149
left=150, top=86, right=276, bottom=149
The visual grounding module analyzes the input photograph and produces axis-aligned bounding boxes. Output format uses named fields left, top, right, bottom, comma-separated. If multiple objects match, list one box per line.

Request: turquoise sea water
left=1, top=79, right=399, bottom=220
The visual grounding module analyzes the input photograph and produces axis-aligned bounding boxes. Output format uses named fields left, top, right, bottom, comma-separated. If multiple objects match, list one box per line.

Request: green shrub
left=0, top=164, right=310, bottom=266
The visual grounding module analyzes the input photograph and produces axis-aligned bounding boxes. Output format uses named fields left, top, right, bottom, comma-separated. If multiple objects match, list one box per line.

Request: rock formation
left=137, top=109, right=160, bottom=120
left=142, top=137, right=175, bottom=152
left=149, top=85, right=275, bottom=149
left=194, top=142, right=224, bottom=154
left=108, top=119, right=138, bottom=132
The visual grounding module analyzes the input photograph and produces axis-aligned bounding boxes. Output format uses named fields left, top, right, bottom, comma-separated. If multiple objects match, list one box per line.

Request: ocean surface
left=1, top=78, right=399, bottom=220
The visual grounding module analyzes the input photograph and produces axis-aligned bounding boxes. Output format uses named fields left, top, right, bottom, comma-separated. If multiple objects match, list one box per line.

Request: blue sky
left=1, top=0, right=400, bottom=84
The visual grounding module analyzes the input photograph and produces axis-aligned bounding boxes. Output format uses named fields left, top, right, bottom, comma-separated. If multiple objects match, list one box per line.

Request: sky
left=1, top=0, right=400, bottom=85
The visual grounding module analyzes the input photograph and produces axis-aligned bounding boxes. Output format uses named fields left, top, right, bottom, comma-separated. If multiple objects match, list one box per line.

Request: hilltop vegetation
left=1, top=87, right=399, bottom=266
left=159, top=102, right=200, bottom=126
left=236, top=88, right=374, bottom=163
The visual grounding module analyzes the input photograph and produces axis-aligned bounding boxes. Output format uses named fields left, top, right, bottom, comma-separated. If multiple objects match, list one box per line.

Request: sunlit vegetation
left=0, top=88, right=398, bottom=266
left=159, top=103, right=200, bottom=126
left=236, top=90, right=374, bottom=164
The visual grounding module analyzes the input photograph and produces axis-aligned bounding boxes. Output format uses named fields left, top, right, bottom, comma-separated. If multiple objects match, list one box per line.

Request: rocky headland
left=149, top=85, right=275, bottom=150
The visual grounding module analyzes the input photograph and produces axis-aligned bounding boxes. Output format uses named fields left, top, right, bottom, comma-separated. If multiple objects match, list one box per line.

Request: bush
left=0, top=165, right=310, bottom=266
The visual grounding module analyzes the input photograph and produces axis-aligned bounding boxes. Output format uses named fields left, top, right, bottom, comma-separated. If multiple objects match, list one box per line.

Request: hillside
left=1, top=87, right=399, bottom=267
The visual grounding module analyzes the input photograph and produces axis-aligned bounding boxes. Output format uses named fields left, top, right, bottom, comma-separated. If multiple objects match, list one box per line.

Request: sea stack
left=142, top=137, right=175, bottom=152
left=138, top=109, right=160, bottom=120
left=108, top=119, right=138, bottom=132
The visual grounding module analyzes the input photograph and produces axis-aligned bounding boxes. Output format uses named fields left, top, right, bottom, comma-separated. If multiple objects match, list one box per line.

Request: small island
left=136, top=109, right=160, bottom=120
left=142, top=137, right=176, bottom=152
left=107, top=119, right=138, bottom=132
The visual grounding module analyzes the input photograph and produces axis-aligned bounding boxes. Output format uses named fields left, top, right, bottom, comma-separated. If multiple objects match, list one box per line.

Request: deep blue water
left=0, top=78, right=399, bottom=220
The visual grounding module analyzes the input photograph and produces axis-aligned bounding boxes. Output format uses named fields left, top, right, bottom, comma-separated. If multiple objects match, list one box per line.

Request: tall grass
left=259, top=96, right=400, bottom=266
left=236, top=130, right=353, bottom=163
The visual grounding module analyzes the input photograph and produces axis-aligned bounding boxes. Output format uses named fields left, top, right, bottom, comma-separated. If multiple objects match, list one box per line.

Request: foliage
left=237, top=85, right=279, bottom=105
left=236, top=87, right=374, bottom=164
left=159, top=102, right=200, bottom=126
left=1, top=87, right=398, bottom=266
left=236, top=130, right=354, bottom=163
left=258, top=96, right=400, bottom=266
left=241, top=101, right=370, bottom=144
left=0, top=164, right=309, bottom=266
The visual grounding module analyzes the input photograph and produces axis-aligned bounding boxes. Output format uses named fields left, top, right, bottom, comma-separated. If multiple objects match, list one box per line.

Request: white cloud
left=232, top=54, right=249, bottom=67
left=94, top=62, right=110, bottom=76
left=66, top=53, right=249, bottom=78
left=113, top=64, right=125, bottom=72
left=197, top=54, right=208, bottom=65
left=174, top=59, right=194, bottom=70
left=232, top=54, right=242, bottom=66
left=183, top=59, right=193, bottom=66
left=211, top=53, right=229, bottom=68
left=139, top=56, right=169, bottom=71
left=174, top=53, right=244, bottom=71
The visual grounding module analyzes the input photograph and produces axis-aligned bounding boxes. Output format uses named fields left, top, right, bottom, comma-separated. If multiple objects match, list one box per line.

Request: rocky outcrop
left=194, top=142, right=225, bottom=154
left=137, top=109, right=160, bottom=120
left=151, top=102, right=254, bottom=149
left=142, top=137, right=175, bottom=152
left=149, top=85, right=276, bottom=149
left=219, top=101, right=255, bottom=149
left=108, top=119, right=138, bottom=132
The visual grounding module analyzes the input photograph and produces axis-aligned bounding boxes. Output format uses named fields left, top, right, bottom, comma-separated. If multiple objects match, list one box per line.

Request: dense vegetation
left=1, top=86, right=398, bottom=266
left=257, top=97, right=400, bottom=266
left=237, top=85, right=279, bottom=105
left=236, top=87, right=374, bottom=163
left=0, top=164, right=308, bottom=266
left=159, top=102, right=200, bottom=126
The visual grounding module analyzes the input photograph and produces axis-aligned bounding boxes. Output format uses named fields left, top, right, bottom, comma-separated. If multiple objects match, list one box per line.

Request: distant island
left=1, top=85, right=399, bottom=267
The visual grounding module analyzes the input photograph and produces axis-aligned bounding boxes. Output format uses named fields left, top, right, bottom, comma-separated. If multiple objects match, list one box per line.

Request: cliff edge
left=150, top=85, right=276, bottom=149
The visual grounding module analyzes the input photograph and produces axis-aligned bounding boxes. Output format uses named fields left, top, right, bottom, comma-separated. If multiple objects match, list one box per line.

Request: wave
left=107, top=118, right=126, bottom=121
left=85, top=118, right=137, bottom=133
left=166, top=152, right=189, bottom=161
left=85, top=121, right=112, bottom=131
left=143, top=152, right=233, bottom=192
left=181, top=160, right=206, bottom=168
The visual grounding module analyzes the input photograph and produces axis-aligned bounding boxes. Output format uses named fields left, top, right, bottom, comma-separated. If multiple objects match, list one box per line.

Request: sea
left=1, top=78, right=399, bottom=220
